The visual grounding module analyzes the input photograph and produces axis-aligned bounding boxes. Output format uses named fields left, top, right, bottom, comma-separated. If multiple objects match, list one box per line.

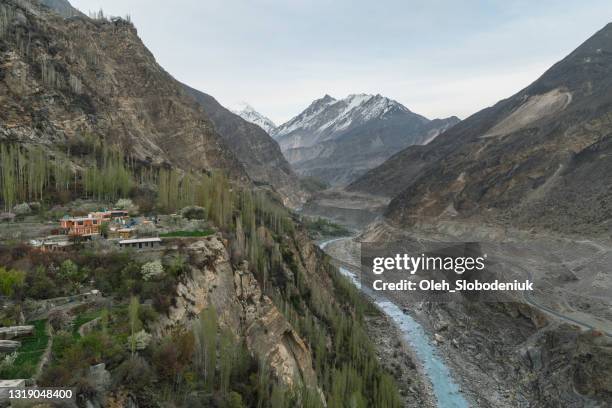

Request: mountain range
left=266, top=94, right=458, bottom=186
left=349, top=23, right=612, bottom=236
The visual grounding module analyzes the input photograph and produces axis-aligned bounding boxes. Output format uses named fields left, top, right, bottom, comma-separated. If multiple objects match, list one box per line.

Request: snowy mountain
left=232, top=102, right=277, bottom=135
left=273, top=94, right=418, bottom=147
left=272, top=94, right=459, bottom=186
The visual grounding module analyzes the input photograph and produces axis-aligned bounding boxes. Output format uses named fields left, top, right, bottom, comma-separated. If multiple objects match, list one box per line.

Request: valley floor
left=308, top=188, right=612, bottom=407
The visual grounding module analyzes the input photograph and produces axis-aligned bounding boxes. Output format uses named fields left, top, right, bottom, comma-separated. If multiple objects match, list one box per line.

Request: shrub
left=115, top=198, right=139, bottom=215
left=13, top=202, right=31, bottom=216
left=28, top=202, right=41, bottom=212
left=226, top=392, right=246, bottom=408
left=127, top=330, right=152, bottom=351
left=113, top=356, right=155, bottom=392
left=0, top=267, right=25, bottom=298
left=59, top=259, right=85, bottom=288
left=141, top=260, right=164, bottom=281
left=48, top=310, right=74, bottom=332
left=135, top=223, right=157, bottom=237
left=181, top=205, right=206, bottom=220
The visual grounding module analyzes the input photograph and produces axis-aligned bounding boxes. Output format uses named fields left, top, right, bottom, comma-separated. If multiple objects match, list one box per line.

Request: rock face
left=234, top=262, right=318, bottom=387
left=425, top=298, right=612, bottom=407
left=272, top=94, right=459, bottom=186
left=182, top=85, right=306, bottom=207
left=0, top=0, right=248, bottom=181
left=351, top=23, right=612, bottom=235
left=154, top=236, right=318, bottom=390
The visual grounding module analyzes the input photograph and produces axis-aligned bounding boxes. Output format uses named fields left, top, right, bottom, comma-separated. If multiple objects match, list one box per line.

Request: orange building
left=59, top=217, right=102, bottom=237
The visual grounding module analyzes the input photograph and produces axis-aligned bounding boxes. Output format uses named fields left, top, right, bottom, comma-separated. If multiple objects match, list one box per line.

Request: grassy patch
left=72, top=310, right=103, bottom=338
left=0, top=319, right=49, bottom=379
left=302, top=217, right=351, bottom=238
left=159, top=229, right=214, bottom=238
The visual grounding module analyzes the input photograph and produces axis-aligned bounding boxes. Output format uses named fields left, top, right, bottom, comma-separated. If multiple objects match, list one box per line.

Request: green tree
left=193, top=307, right=217, bottom=391
left=59, top=260, right=84, bottom=291
left=0, top=267, right=25, bottom=298
left=129, top=296, right=140, bottom=357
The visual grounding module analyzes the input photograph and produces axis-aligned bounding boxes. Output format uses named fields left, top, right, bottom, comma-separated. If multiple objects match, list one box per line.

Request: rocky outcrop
left=154, top=236, right=318, bottom=390
left=234, top=261, right=317, bottom=387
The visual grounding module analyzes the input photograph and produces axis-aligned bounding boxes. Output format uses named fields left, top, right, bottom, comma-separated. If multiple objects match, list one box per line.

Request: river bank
left=319, top=237, right=470, bottom=408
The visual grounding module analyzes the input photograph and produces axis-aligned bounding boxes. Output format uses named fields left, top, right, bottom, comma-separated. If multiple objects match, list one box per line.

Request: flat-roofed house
left=119, top=237, right=162, bottom=250
left=30, top=235, right=73, bottom=252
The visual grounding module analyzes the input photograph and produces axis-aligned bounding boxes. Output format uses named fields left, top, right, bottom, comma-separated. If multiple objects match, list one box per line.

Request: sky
left=70, top=0, right=612, bottom=124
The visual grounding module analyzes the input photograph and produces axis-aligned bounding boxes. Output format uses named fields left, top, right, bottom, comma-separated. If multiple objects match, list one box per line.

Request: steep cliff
left=154, top=236, right=318, bottom=390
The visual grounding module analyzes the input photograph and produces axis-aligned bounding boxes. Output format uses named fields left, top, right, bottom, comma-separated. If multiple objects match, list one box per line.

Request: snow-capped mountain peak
left=232, top=102, right=277, bottom=135
left=274, top=93, right=416, bottom=143
left=271, top=92, right=458, bottom=186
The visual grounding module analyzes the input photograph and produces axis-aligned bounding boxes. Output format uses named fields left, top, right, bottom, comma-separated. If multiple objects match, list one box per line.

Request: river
left=319, top=237, right=469, bottom=408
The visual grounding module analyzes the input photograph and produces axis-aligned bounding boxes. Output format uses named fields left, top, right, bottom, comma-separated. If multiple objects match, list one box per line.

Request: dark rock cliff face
left=0, top=0, right=248, bottom=181
left=182, top=84, right=307, bottom=207
left=351, top=23, right=612, bottom=236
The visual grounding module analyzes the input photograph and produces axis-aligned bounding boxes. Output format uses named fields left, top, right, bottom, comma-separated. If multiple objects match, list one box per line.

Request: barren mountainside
left=351, top=23, right=612, bottom=236
left=182, top=85, right=306, bottom=207
left=0, top=0, right=249, bottom=183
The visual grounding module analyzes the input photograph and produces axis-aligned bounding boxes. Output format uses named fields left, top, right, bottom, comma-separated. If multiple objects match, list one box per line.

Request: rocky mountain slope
left=272, top=94, right=458, bottom=186
left=233, top=102, right=277, bottom=135
left=182, top=86, right=305, bottom=207
left=0, top=0, right=251, bottom=188
left=39, top=0, right=83, bottom=18
left=351, top=23, right=612, bottom=236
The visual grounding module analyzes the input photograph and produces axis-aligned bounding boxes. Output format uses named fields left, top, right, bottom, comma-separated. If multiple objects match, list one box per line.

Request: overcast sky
left=70, top=0, right=612, bottom=124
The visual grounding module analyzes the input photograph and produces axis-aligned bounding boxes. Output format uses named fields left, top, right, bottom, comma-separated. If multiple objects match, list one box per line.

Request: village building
left=30, top=235, right=73, bottom=252
left=59, top=216, right=102, bottom=237
left=118, top=237, right=162, bottom=250
left=107, top=227, right=136, bottom=240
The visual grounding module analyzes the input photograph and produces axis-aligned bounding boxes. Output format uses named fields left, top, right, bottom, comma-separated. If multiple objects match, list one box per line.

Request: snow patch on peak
left=274, top=93, right=422, bottom=148
left=232, top=102, right=277, bottom=135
